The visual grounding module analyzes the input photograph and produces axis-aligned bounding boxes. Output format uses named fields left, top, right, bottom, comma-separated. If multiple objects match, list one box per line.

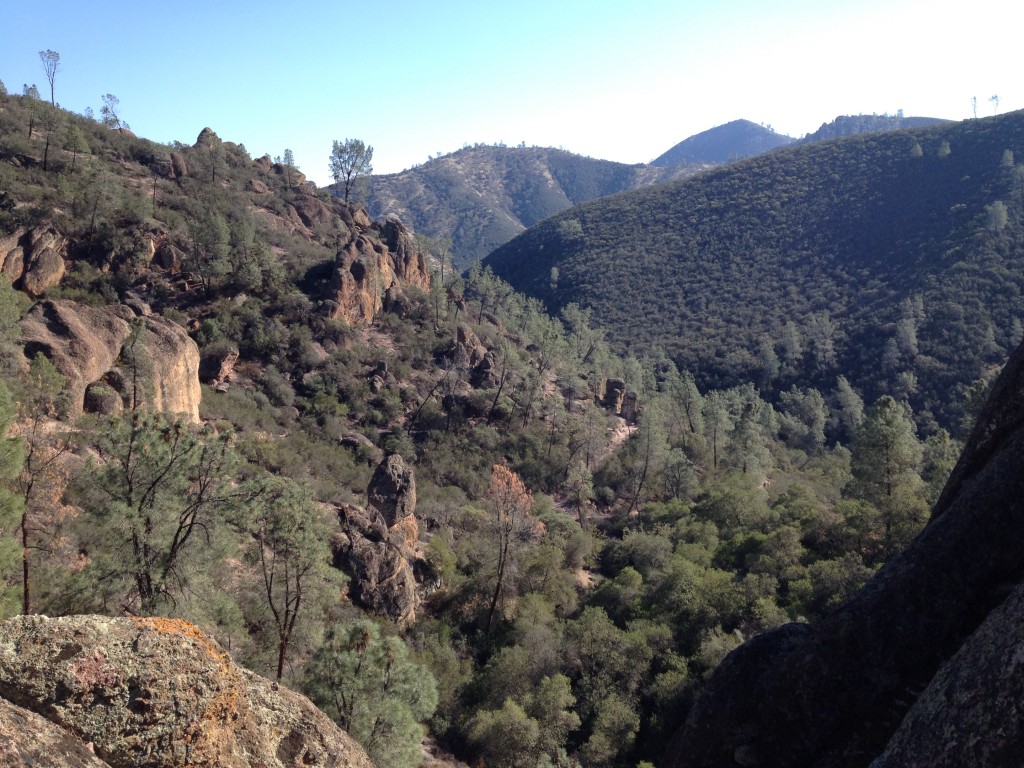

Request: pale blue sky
left=1, top=0, right=1017, bottom=185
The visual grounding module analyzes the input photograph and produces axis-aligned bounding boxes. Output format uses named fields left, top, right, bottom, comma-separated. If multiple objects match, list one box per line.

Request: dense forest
left=0, top=81, right=977, bottom=767
left=484, top=111, right=1024, bottom=435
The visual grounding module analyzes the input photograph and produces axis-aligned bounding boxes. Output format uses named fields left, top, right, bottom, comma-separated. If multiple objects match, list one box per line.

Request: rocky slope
left=0, top=614, right=375, bottom=768
left=663, top=334, right=1024, bottom=766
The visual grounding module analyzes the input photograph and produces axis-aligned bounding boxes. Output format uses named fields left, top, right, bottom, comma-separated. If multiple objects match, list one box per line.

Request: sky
left=1, top=0, right=1018, bottom=186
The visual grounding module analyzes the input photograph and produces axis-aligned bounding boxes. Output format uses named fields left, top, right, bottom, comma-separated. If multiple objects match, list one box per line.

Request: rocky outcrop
left=169, top=151, right=189, bottom=179
left=871, top=579, right=1024, bottom=767
left=664, top=338, right=1024, bottom=767
left=374, top=216, right=431, bottom=293
left=193, top=126, right=221, bottom=149
left=199, top=343, right=239, bottom=387
left=291, top=193, right=335, bottom=229
left=0, top=615, right=374, bottom=768
left=1, top=224, right=67, bottom=297
left=19, top=300, right=201, bottom=422
left=324, top=217, right=430, bottom=325
left=602, top=378, right=626, bottom=412
left=333, top=454, right=433, bottom=625
left=246, top=177, right=271, bottom=194
left=0, top=697, right=112, bottom=768
left=368, top=453, right=418, bottom=527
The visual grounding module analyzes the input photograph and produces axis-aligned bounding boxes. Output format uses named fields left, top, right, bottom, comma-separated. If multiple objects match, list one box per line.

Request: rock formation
left=333, top=454, right=434, bottom=625
left=602, top=378, right=626, bottom=412
left=663, top=338, right=1024, bottom=767
left=374, top=215, right=431, bottom=294
left=0, top=615, right=374, bottom=768
left=1, top=224, right=67, bottom=297
left=368, top=452, right=418, bottom=526
left=19, top=300, right=201, bottom=422
left=324, top=217, right=430, bottom=326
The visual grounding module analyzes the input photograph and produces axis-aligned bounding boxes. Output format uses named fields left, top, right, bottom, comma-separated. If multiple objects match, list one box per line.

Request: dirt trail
left=594, top=416, right=634, bottom=469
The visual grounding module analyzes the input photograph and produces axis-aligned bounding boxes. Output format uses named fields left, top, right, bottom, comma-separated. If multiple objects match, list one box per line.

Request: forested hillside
left=484, top=111, right=1024, bottom=433
left=0, top=82, right=986, bottom=767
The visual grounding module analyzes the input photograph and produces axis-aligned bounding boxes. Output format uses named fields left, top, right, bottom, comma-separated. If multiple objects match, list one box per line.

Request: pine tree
left=0, top=381, right=25, bottom=617
left=303, top=620, right=437, bottom=768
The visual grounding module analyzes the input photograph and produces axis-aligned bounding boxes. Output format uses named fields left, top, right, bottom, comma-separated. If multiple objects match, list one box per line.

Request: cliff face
left=0, top=615, right=375, bottom=768
left=664, top=337, right=1024, bottom=767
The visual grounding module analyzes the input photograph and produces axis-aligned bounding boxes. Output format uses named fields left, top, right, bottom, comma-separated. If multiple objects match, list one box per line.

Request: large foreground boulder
left=0, top=615, right=374, bottom=768
left=664, top=338, right=1024, bottom=767
left=871, top=578, right=1024, bottom=767
left=0, top=697, right=111, bottom=768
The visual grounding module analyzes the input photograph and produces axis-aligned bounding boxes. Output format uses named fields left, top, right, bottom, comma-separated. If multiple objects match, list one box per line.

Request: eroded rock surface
left=19, top=300, right=201, bottom=422
left=324, top=217, right=430, bottom=325
left=1, top=224, right=67, bottom=296
left=664, top=338, right=1024, bottom=767
left=871, top=579, right=1024, bottom=767
left=333, top=454, right=434, bottom=625
left=0, top=697, right=112, bottom=768
left=0, top=615, right=374, bottom=768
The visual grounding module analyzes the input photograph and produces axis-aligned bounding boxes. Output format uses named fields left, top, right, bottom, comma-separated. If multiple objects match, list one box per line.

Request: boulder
left=199, top=343, right=239, bottom=385
left=2, top=225, right=68, bottom=297
left=169, top=152, right=189, bottom=179
left=0, top=615, right=374, bottom=768
left=0, top=697, right=112, bottom=768
left=246, top=177, right=271, bottom=194
left=83, top=382, right=122, bottom=416
left=664, top=337, right=1024, bottom=767
left=0, top=227, right=26, bottom=282
left=19, top=300, right=201, bottom=423
left=153, top=239, right=183, bottom=272
left=470, top=350, right=500, bottom=389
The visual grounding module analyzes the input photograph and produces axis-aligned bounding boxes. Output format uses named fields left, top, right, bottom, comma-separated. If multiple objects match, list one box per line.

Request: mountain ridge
left=482, top=111, right=1024, bottom=431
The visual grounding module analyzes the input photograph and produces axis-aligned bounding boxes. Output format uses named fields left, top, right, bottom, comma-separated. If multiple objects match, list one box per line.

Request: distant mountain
left=361, top=146, right=653, bottom=269
left=651, top=119, right=794, bottom=167
left=360, top=115, right=944, bottom=271
left=799, top=113, right=950, bottom=143
left=483, top=112, right=1024, bottom=430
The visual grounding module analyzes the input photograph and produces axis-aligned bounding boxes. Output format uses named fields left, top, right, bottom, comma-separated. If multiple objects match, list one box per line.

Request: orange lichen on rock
left=130, top=616, right=229, bottom=663
left=0, top=615, right=375, bottom=767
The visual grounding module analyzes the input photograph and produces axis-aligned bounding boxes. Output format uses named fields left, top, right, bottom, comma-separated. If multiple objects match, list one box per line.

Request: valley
left=1, top=78, right=1023, bottom=768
